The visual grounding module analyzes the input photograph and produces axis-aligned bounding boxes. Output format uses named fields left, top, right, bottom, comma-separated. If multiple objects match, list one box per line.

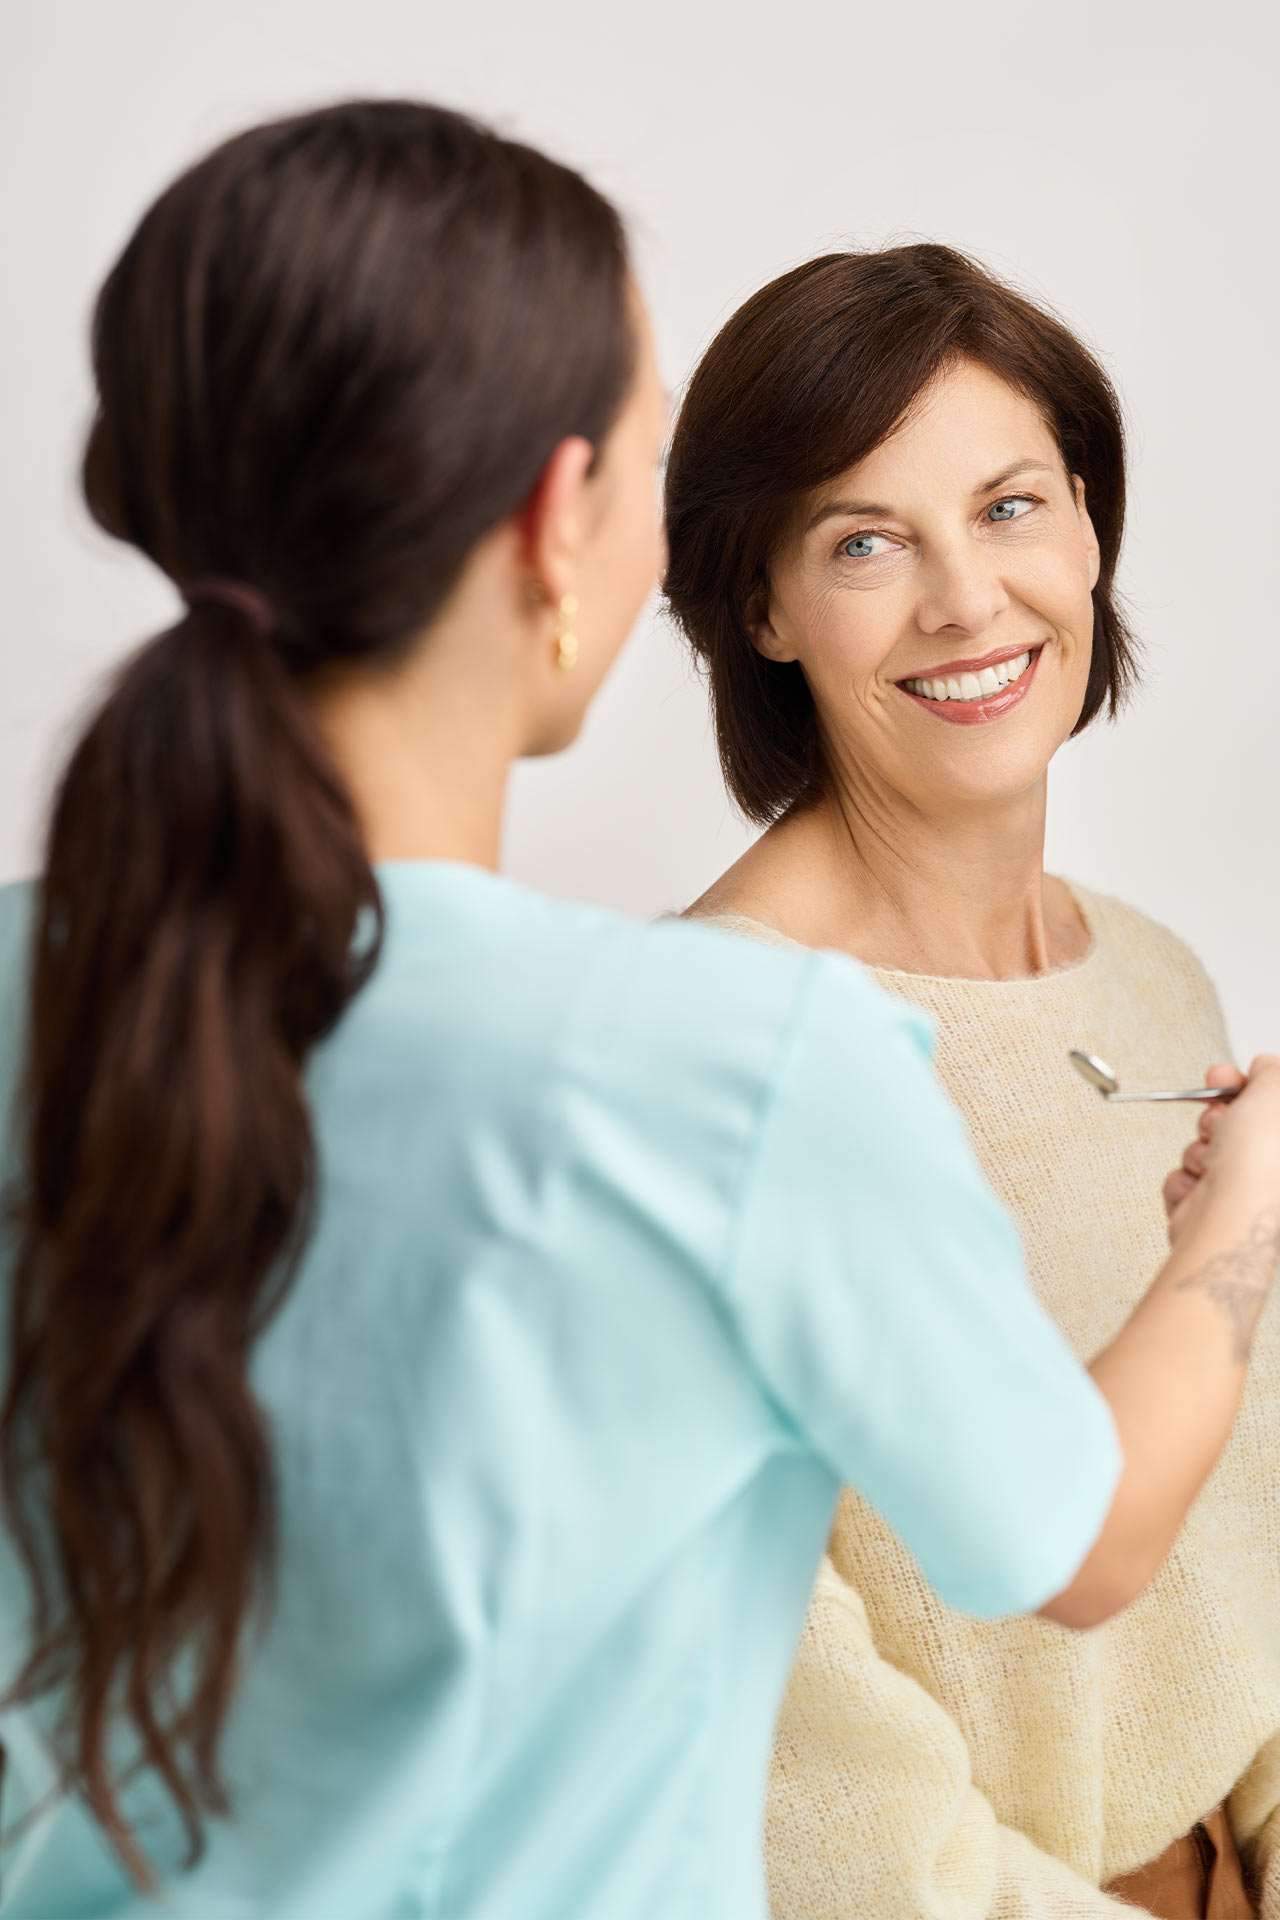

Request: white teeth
left=903, top=650, right=1033, bottom=703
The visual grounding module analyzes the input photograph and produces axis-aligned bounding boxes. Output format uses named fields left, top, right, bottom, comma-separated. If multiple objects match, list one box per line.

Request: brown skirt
left=1103, top=1807, right=1257, bottom=1919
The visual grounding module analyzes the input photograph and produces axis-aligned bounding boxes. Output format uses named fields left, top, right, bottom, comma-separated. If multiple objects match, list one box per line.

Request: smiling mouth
left=900, top=647, right=1038, bottom=704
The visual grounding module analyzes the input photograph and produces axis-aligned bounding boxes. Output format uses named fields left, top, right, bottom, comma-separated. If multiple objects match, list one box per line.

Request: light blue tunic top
left=0, top=863, right=1119, bottom=1919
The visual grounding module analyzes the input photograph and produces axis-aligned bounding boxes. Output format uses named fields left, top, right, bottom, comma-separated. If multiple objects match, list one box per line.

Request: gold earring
left=554, top=593, right=580, bottom=672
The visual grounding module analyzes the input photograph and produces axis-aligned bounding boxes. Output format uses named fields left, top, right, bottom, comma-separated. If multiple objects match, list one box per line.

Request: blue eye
left=841, top=532, right=891, bottom=558
left=988, top=496, right=1033, bottom=522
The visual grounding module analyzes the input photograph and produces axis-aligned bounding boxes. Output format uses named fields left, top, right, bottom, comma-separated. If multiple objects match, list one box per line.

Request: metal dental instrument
left=1069, top=1050, right=1239, bottom=1104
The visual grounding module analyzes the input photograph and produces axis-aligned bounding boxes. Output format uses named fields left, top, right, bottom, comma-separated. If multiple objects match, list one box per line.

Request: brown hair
left=2, top=99, right=632, bottom=1880
left=663, top=243, right=1137, bottom=823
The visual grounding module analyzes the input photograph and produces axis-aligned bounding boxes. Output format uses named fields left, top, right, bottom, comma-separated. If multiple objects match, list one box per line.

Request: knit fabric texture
left=697, top=885, right=1280, bottom=1919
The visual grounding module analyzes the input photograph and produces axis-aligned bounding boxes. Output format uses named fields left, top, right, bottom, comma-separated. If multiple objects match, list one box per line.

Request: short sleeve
left=721, top=954, right=1121, bottom=1619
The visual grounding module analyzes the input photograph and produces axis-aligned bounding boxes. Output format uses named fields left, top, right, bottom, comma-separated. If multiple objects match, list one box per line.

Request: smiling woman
left=666, top=245, right=1276, bottom=1920
left=747, top=356, right=1108, bottom=855
left=666, top=246, right=1135, bottom=868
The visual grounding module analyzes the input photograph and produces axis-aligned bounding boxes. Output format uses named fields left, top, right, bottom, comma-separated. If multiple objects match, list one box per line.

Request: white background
left=4, top=1, right=1276, bottom=1057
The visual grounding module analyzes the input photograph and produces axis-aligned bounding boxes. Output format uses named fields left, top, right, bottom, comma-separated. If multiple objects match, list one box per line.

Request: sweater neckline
left=715, top=881, right=1103, bottom=992
left=868, top=882, right=1100, bottom=991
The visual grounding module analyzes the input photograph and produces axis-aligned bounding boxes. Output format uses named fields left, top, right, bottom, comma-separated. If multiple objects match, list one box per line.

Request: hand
left=1165, top=1057, right=1280, bottom=1244
left=1163, top=1064, right=1245, bottom=1225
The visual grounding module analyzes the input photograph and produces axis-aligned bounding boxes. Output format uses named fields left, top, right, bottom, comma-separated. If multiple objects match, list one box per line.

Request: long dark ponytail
left=1, top=100, right=632, bottom=1881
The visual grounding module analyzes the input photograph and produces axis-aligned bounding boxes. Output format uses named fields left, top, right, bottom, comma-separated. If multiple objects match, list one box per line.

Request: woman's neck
left=697, top=774, right=1090, bottom=981
left=305, top=552, right=528, bottom=873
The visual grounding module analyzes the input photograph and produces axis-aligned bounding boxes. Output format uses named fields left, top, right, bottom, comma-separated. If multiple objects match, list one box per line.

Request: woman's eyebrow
left=974, top=459, right=1056, bottom=494
left=804, top=497, right=893, bottom=531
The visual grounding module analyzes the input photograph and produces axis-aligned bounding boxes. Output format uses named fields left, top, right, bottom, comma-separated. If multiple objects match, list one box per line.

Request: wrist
left=1172, top=1169, right=1280, bottom=1270
left=1196, top=1160, right=1280, bottom=1220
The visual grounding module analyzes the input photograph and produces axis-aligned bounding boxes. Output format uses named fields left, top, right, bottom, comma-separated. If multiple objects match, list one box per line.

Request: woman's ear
left=1072, top=475, right=1102, bottom=592
left=748, top=589, right=800, bottom=664
left=518, top=435, right=596, bottom=602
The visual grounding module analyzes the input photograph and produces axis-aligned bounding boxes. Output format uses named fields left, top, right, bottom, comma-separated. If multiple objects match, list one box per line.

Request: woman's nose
left=914, top=543, right=1010, bottom=637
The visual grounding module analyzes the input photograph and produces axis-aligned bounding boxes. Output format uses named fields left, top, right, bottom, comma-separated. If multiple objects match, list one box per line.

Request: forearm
left=1042, top=1179, right=1280, bottom=1629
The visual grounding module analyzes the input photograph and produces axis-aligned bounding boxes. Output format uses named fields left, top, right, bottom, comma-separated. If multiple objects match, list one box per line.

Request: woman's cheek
left=814, top=628, right=890, bottom=710
left=1007, top=548, right=1089, bottom=646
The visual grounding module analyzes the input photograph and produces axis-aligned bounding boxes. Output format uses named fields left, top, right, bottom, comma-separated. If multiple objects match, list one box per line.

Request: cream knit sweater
left=699, top=886, right=1280, bottom=1920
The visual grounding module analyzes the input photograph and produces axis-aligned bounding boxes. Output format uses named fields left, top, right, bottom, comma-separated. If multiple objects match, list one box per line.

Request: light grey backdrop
left=4, top=1, right=1275, bottom=1056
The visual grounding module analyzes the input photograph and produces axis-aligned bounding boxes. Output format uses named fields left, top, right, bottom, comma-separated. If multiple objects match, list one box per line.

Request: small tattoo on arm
left=1175, top=1214, right=1280, bottom=1362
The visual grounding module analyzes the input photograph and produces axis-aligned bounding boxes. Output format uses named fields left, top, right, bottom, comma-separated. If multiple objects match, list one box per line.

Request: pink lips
left=898, top=647, right=1042, bottom=726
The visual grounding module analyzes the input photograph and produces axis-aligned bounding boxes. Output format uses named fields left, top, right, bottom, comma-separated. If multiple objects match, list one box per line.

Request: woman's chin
left=895, top=737, right=1061, bottom=813
left=886, top=692, right=1079, bottom=811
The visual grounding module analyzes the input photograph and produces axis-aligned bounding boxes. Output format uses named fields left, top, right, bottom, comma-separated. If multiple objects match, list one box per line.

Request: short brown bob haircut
left=664, top=243, right=1138, bottom=825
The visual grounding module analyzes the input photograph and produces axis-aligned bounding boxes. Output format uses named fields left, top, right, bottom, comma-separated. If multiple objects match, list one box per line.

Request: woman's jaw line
left=896, top=643, right=1044, bottom=727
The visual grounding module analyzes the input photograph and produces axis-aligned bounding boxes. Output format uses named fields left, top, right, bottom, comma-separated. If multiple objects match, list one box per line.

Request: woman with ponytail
left=0, top=99, right=1279, bottom=1920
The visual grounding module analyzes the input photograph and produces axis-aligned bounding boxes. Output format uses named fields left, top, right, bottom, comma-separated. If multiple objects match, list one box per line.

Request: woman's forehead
left=804, top=364, right=1064, bottom=519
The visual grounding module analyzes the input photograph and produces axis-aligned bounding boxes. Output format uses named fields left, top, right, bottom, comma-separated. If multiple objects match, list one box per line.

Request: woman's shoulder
left=355, top=870, right=941, bottom=1284
left=0, top=877, right=34, bottom=953
left=596, top=904, right=921, bottom=1100
left=682, top=907, right=806, bottom=952
left=375, top=860, right=819, bottom=1021
left=0, top=879, right=34, bottom=1015
left=1068, top=879, right=1227, bottom=1037
left=1070, top=880, right=1217, bottom=980
left=0, top=880, right=35, bottom=1149
left=362, top=863, right=922, bottom=1115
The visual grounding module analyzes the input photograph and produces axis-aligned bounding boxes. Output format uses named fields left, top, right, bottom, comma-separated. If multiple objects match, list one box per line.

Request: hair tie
left=185, top=576, right=277, bottom=637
